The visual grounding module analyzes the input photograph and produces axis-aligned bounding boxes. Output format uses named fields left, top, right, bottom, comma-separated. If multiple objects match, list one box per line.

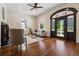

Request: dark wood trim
left=52, top=14, right=74, bottom=19
left=50, top=7, right=78, bottom=19
left=50, top=19, right=52, bottom=37
left=74, top=13, right=76, bottom=41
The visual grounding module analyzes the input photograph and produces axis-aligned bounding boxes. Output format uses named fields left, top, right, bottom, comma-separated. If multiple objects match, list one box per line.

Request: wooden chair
left=10, top=29, right=24, bottom=56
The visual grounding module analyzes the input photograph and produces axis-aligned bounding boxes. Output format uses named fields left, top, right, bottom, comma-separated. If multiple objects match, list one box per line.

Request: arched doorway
left=50, top=7, right=78, bottom=41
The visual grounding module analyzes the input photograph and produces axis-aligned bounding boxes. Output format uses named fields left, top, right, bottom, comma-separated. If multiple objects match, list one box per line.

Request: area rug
left=26, top=36, right=44, bottom=44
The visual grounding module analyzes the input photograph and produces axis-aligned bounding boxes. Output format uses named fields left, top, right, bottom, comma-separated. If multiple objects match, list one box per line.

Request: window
left=39, top=19, right=45, bottom=30
left=21, top=19, right=27, bottom=29
left=40, top=23, right=44, bottom=29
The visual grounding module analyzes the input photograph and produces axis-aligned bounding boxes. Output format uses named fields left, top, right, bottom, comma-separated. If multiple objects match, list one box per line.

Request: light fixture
left=64, top=8, right=69, bottom=15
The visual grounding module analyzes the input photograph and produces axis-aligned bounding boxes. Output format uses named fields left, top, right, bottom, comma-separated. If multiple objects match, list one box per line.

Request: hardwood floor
left=0, top=38, right=79, bottom=56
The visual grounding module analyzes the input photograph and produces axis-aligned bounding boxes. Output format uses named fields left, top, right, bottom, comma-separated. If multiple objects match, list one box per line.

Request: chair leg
left=19, top=44, right=22, bottom=56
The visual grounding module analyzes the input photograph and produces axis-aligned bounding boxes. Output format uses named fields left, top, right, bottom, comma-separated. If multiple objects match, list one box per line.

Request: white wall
left=36, top=3, right=79, bottom=43
left=7, top=9, right=36, bottom=31
left=7, top=9, right=22, bottom=29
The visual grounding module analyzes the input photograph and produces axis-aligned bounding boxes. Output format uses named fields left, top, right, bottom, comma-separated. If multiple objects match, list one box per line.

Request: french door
left=56, top=17, right=67, bottom=38
left=51, top=15, right=75, bottom=41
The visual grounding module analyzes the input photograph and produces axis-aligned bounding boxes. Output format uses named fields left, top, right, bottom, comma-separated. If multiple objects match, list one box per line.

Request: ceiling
left=5, top=3, right=61, bottom=16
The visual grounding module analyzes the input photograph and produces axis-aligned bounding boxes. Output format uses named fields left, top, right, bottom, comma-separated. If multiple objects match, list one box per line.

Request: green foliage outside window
left=40, top=24, right=44, bottom=29
left=57, top=20, right=64, bottom=31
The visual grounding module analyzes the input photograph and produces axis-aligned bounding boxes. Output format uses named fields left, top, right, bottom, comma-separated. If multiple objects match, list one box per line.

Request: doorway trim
left=50, top=7, right=78, bottom=40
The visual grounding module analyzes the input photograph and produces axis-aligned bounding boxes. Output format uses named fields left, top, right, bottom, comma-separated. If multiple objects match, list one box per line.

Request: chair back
left=10, top=29, right=24, bottom=45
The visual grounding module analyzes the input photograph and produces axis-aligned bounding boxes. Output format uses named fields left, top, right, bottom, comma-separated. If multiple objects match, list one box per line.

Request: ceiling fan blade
left=34, top=3, right=38, bottom=7
left=28, top=4, right=34, bottom=7
left=36, top=7, right=43, bottom=8
left=30, top=8, right=34, bottom=10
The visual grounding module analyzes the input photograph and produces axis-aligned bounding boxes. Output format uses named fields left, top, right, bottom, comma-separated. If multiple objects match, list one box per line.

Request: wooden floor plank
left=0, top=38, right=79, bottom=56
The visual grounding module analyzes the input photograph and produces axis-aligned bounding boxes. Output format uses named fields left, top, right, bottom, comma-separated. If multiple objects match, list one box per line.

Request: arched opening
left=50, top=7, right=78, bottom=41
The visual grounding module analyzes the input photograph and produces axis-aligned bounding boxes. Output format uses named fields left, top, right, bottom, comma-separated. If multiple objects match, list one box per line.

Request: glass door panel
left=57, top=19, right=64, bottom=37
left=67, top=15, right=74, bottom=32
left=52, top=19, right=55, bottom=31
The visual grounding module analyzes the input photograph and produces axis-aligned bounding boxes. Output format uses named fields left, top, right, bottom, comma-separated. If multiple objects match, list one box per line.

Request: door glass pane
left=57, top=19, right=64, bottom=37
left=67, top=15, right=74, bottom=32
left=52, top=19, right=55, bottom=31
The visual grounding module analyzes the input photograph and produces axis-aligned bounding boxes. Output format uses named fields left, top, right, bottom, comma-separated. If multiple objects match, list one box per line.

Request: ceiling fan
left=27, top=3, right=43, bottom=10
